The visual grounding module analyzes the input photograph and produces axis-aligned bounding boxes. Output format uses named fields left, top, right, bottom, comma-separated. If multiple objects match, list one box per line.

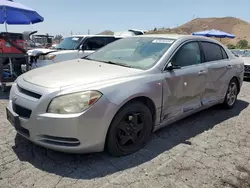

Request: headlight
left=38, top=54, right=56, bottom=60
left=47, top=91, right=102, bottom=114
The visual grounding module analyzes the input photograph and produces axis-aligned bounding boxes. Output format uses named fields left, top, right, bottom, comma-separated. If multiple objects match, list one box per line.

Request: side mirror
left=165, top=62, right=181, bottom=71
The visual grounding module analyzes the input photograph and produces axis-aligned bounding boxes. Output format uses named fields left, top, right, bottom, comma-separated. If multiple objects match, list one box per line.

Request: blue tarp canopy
left=0, top=0, right=44, bottom=25
left=192, top=29, right=235, bottom=39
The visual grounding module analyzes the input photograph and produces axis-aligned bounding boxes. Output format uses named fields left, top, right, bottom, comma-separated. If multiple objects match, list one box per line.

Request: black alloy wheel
left=106, top=102, right=153, bottom=157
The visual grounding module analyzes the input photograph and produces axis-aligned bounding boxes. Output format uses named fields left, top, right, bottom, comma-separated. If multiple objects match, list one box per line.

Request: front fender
left=101, top=75, right=163, bottom=124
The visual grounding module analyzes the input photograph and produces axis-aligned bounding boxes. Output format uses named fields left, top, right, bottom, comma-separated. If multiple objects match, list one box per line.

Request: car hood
left=27, top=48, right=57, bottom=56
left=21, top=59, right=142, bottom=88
left=241, top=57, right=250, bottom=65
left=27, top=48, right=77, bottom=56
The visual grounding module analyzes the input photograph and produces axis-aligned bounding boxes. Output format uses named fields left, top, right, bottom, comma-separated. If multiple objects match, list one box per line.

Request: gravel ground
left=1, top=82, right=250, bottom=188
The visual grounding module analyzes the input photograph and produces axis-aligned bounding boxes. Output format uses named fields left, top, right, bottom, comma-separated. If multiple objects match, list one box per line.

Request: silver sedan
left=6, top=34, right=244, bottom=157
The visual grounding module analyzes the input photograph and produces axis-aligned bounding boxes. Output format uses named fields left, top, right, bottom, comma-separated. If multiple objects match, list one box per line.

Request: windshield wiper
left=55, top=48, right=66, bottom=50
left=81, top=57, right=133, bottom=68
left=98, top=60, right=133, bottom=68
left=81, top=56, right=95, bottom=61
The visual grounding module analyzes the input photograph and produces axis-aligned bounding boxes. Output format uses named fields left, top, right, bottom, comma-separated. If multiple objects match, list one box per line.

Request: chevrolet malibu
left=6, top=34, right=244, bottom=157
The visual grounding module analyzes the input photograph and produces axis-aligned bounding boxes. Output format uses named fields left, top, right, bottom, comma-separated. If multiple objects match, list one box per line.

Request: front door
left=78, top=37, right=107, bottom=58
left=161, top=41, right=207, bottom=122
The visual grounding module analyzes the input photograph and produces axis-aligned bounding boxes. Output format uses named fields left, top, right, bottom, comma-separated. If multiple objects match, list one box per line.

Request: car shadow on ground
left=12, top=99, right=249, bottom=180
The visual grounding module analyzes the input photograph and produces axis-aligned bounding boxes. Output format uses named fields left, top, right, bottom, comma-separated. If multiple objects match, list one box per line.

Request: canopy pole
left=3, top=7, right=8, bottom=32
left=5, top=22, right=8, bottom=32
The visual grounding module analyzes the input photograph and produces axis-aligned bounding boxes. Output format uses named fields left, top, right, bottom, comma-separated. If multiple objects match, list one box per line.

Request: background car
left=7, top=34, right=244, bottom=157
left=27, top=35, right=122, bottom=69
left=240, top=50, right=250, bottom=78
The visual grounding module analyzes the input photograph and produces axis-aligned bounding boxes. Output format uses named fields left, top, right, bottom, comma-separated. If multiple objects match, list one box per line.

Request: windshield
left=84, top=37, right=175, bottom=70
left=55, top=36, right=83, bottom=50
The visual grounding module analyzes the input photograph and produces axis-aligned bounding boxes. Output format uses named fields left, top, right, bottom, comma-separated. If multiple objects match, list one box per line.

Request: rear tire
left=222, top=78, right=239, bottom=109
left=106, top=102, right=153, bottom=157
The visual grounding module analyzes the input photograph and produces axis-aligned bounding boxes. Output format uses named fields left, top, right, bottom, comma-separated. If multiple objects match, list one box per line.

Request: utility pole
left=88, top=29, right=90, bottom=35
left=70, top=30, right=73, bottom=36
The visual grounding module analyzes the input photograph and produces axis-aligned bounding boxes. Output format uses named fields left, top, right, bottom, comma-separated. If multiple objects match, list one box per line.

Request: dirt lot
left=0, top=82, right=250, bottom=188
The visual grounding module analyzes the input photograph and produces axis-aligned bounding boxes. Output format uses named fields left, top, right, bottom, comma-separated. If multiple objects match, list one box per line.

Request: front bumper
left=244, top=65, right=250, bottom=78
left=7, top=82, right=119, bottom=153
left=244, top=72, right=250, bottom=78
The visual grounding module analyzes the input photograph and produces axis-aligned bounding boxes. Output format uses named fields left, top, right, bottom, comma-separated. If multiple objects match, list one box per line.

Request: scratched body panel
left=203, top=60, right=232, bottom=103
left=161, top=64, right=206, bottom=121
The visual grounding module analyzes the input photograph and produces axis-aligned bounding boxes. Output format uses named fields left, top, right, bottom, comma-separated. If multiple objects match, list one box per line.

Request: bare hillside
left=148, top=17, right=250, bottom=45
left=97, top=30, right=114, bottom=35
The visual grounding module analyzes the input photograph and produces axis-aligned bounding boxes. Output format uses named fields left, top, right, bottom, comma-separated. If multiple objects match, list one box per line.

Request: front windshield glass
left=84, top=37, right=175, bottom=70
left=56, top=37, right=83, bottom=50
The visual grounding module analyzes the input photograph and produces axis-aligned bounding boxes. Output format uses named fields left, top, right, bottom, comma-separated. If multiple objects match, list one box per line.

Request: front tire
left=222, top=78, right=239, bottom=109
left=106, top=102, right=153, bottom=157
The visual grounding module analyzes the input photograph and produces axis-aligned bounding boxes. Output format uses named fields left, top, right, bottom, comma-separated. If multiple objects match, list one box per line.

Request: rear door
left=200, top=41, right=232, bottom=105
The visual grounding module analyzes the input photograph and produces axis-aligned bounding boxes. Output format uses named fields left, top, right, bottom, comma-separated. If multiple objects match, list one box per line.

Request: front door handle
left=227, top=65, right=233, bottom=69
left=198, top=70, right=207, bottom=75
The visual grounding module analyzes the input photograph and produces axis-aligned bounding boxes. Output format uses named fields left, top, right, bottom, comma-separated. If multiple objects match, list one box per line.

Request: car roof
left=131, top=34, right=222, bottom=44
left=134, top=34, right=188, bottom=39
left=66, top=35, right=117, bottom=38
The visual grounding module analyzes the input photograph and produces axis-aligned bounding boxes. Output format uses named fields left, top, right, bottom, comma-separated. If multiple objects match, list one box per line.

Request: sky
left=1, top=0, right=250, bottom=37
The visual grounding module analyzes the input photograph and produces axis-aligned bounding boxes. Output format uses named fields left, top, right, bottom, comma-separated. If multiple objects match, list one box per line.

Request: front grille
left=13, top=103, right=32, bottom=118
left=244, top=65, right=250, bottom=72
left=17, top=84, right=42, bottom=99
left=39, top=135, right=80, bottom=147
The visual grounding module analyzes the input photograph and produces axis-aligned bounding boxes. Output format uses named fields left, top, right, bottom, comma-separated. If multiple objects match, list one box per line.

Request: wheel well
left=124, top=96, right=156, bottom=123
left=232, top=76, right=240, bottom=94
left=104, top=96, right=157, bottom=150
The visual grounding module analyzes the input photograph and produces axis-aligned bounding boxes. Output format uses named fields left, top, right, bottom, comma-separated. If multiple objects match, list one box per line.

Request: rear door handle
left=227, top=65, right=233, bottom=69
left=198, top=70, right=207, bottom=75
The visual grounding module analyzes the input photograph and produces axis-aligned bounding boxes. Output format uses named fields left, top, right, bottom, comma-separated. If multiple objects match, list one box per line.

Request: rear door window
left=201, top=42, right=226, bottom=62
left=106, top=37, right=121, bottom=44
left=84, top=37, right=106, bottom=50
left=221, top=47, right=228, bottom=59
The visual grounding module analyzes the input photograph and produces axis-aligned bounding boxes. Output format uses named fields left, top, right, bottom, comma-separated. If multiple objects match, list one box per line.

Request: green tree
left=227, top=44, right=236, bottom=49
left=237, top=39, right=248, bottom=49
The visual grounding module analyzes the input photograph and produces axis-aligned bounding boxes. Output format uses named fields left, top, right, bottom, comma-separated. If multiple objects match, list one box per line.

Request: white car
left=27, top=35, right=122, bottom=69
left=241, top=50, right=250, bottom=78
